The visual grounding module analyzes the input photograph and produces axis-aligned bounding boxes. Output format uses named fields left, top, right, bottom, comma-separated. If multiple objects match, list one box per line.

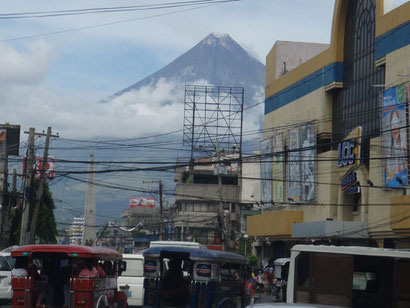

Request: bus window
left=296, top=252, right=310, bottom=288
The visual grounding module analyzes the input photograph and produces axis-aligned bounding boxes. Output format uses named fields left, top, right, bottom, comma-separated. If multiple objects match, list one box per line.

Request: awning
left=292, top=220, right=369, bottom=238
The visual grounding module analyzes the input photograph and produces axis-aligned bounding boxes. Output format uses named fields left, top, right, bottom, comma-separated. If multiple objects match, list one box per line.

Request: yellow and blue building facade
left=248, top=0, right=410, bottom=263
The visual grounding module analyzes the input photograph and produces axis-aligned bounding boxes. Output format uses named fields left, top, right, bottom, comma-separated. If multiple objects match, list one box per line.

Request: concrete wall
left=176, top=183, right=240, bottom=202
left=262, top=0, right=410, bottom=244
left=266, top=41, right=329, bottom=86
left=264, top=87, right=333, bottom=137
left=247, top=210, right=303, bottom=237
left=241, top=157, right=260, bottom=204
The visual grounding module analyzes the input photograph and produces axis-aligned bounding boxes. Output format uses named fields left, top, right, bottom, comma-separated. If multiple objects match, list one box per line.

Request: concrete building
left=248, top=0, right=410, bottom=266
left=239, top=153, right=262, bottom=235
left=69, top=217, right=84, bottom=245
left=121, top=205, right=160, bottom=235
left=173, top=154, right=240, bottom=249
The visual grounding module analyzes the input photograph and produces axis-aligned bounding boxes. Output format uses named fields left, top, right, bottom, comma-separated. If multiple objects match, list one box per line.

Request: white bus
left=287, top=244, right=410, bottom=308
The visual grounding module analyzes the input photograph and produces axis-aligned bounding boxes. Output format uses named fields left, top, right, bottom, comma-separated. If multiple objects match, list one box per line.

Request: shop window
left=332, top=0, right=385, bottom=166
left=353, top=191, right=361, bottom=213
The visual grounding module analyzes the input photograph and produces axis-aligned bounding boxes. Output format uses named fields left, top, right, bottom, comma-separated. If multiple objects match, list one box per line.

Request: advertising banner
left=300, top=124, right=316, bottom=201
left=260, top=138, right=273, bottom=204
left=23, top=157, right=56, bottom=180
left=272, top=134, right=284, bottom=203
left=288, top=128, right=301, bottom=201
left=382, top=84, right=408, bottom=188
left=129, top=197, right=156, bottom=208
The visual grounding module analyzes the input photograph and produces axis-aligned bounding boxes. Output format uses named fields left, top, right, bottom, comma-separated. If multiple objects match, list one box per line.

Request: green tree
left=9, top=180, right=58, bottom=245
left=236, top=237, right=251, bottom=257
left=248, top=254, right=258, bottom=268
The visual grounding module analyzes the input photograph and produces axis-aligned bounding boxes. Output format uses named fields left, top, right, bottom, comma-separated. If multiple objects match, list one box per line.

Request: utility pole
left=0, top=129, right=7, bottom=249
left=29, top=127, right=58, bottom=244
left=216, top=141, right=228, bottom=251
left=143, top=180, right=164, bottom=238
left=2, top=169, right=17, bottom=248
left=20, top=128, right=35, bottom=245
left=83, top=153, right=96, bottom=246
left=159, top=180, right=163, bottom=239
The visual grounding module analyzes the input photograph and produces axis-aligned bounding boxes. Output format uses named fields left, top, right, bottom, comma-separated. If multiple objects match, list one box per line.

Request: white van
left=149, top=241, right=207, bottom=249
left=0, top=251, right=14, bottom=305
left=118, top=254, right=144, bottom=307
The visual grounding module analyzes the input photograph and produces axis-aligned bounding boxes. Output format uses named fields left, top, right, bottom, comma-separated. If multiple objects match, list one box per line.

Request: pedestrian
left=245, top=274, right=255, bottom=306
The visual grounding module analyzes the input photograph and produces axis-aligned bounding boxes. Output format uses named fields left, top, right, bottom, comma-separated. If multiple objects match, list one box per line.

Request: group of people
left=245, top=267, right=277, bottom=305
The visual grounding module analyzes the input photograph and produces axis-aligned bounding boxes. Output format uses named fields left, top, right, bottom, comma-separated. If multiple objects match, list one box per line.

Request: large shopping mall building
left=247, top=0, right=410, bottom=265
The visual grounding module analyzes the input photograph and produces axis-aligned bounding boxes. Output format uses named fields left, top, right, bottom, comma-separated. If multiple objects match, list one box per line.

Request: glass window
left=6, top=256, right=15, bottom=269
left=353, top=272, right=377, bottom=291
left=296, top=252, right=310, bottom=288
left=122, top=259, right=143, bottom=277
left=220, top=263, right=241, bottom=281
left=0, top=256, right=11, bottom=271
left=200, top=203, right=208, bottom=212
left=332, top=0, right=385, bottom=166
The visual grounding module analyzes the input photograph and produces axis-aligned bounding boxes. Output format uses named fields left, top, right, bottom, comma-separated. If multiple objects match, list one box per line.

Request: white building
left=69, top=217, right=84, bottom=245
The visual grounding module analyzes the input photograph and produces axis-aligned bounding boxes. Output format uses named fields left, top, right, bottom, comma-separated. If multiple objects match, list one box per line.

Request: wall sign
left=341, top=171, right=358, bottom=191
left=336, top=127, right=362, bottom=168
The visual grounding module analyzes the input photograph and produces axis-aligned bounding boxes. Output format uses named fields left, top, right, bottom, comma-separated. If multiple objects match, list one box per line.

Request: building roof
left=143, top=246, right=246, bottom=264
left=292, top=244, right=410, bottom=259
left=12, top=244, right=122, bottom=259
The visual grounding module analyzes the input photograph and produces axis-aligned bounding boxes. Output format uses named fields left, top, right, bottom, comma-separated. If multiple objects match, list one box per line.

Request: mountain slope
left=108, top=33, right=265, bottom=106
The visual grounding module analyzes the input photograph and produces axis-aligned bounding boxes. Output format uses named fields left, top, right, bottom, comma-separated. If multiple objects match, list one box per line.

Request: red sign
left=23, top=157, right=55, bottom=179
left=129, top=197, right=155, bottom=208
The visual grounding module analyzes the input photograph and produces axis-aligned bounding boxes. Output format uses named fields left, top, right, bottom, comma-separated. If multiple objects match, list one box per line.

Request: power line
left=0, top=0, right=240, bottom=19
left=0, top=0, right=239, bottom=43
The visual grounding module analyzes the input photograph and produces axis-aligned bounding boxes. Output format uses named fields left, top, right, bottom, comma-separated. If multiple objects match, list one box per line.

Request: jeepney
left=143, top=246, right=247, bottom=308
left=11, top=244, right=127, bottom=308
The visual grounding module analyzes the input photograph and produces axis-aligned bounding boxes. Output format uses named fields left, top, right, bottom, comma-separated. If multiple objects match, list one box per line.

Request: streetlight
left=243, top=234, right=249, bottom=258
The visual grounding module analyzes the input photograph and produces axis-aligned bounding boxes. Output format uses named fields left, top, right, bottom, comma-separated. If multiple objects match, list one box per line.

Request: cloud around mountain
left=1, top=33, right=265, bottom=140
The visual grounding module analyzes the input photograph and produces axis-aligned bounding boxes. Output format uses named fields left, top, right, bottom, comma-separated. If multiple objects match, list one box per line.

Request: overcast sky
left=1, top=0, right=407, bottom=139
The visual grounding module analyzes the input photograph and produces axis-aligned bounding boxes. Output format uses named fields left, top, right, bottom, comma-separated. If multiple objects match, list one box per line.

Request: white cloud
left=0, top=1, right=335, bottom=140
left=0, top=40, right=54, bottom=85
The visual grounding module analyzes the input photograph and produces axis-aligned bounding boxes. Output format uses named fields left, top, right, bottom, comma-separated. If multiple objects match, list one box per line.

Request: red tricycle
left=11, top=244, right=127, bottom=308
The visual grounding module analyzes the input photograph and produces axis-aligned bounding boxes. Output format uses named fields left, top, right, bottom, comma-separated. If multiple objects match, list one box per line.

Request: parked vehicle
left=118, top=253, right=144, bottom=307
left=143, top=246, right=247, bottom=307
left=0, top=251, right=15, bottom=305
left=11, top=244, right=127, bottom=308
left=273, top=258, right=290, bottom=302
left=287, top=245, right=410, bottom=308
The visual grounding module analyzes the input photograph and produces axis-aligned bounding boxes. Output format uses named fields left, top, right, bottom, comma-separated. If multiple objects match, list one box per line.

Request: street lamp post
left=244, top=234, right=249, bottom=259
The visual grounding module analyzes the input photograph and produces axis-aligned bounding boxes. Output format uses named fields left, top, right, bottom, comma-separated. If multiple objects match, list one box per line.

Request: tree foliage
left=9, top=180, right=58, bottom=245
left=248, top=254, right=258, bottom=268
